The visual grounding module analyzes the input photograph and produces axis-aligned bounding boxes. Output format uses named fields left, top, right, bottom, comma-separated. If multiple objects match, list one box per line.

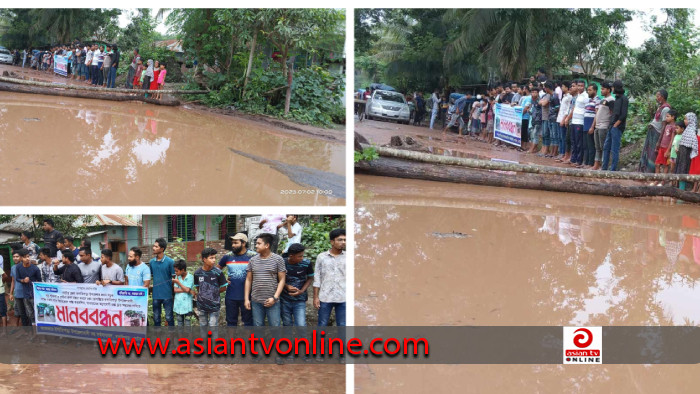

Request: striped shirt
left=246, top=253, right=286, bottom=303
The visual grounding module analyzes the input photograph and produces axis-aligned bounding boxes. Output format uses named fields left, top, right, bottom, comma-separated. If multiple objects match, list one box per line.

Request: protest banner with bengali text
left=494, top=103, right=523, bottom=146
left=53, top=55, right=67, bottom=76
left=33, top=282, right=148, bottom=340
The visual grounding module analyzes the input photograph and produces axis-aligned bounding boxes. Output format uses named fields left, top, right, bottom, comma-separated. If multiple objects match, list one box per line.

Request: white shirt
left=85, top=50, right=93, bottom=65
left=571, top=94, right=588, bottom=125
left=283, top=223, right=303, bottom=252
left=557, top=93, right=573, bottom=123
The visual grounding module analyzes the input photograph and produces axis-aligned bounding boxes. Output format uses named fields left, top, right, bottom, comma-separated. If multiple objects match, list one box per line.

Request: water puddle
left=0, top=92, right=344, bottom=205
left=355, top=175, right=700, bottom=392
left=0, top=363, right=344, bottom=393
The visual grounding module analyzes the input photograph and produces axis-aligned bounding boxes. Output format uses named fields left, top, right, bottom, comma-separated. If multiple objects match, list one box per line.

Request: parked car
left=0, top=48, right=13, bottom=65
left=365, top=89, right=411, bottom=124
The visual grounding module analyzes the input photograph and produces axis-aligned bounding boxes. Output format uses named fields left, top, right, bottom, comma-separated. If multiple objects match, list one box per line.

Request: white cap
left=476, top=95, right=482, bottom=100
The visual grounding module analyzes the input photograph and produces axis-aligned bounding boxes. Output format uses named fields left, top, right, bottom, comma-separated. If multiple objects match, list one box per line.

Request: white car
left=365, top=90, right=411, bottom=124
left=0, top=49, right=12, bottom=65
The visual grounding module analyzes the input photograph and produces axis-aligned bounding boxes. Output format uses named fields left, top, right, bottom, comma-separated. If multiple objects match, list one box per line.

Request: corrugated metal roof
left=90, top=215, right=140, bottom=227
left=0, top=215, right=34, bottom=233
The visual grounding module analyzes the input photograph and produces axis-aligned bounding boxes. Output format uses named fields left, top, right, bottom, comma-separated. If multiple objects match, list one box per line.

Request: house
left=0, top=215, right=140, bottom=270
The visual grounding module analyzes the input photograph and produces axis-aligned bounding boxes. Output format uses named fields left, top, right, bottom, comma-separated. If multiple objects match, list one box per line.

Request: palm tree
left=444, top=9, right=562, bottom=80
left=30, top=9, right=84, bottom=43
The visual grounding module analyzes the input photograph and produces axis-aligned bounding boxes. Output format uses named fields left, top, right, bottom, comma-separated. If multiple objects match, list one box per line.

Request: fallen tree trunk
left=356, top=157, right=700, bottom=203
left=366, top=144, right=700, bottom=183
left=0, top=75, right=209, bottom=95
left=0, top=82, right=180, bottom=106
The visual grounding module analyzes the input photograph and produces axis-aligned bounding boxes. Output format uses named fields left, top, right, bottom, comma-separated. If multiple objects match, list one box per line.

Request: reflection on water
left=0, top=92, right=344, bottom=205
left=0, top=363, right=344, bottom=393
left=355, top=175, right=700, bottom=392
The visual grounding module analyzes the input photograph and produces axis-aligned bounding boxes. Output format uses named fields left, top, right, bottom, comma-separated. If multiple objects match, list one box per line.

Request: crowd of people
left=394, top=72, right=700, bottom=192
left=1, top=217, right=346, bottom=334
left=8, top=45, right=167, bottom=97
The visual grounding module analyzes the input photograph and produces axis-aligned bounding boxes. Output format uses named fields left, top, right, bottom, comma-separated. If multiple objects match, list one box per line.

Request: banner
left=494, top=103, right=523, bottom=146
left=33, top=282, right=148, bottom=339
left=53, top=55, right=67, bottom=76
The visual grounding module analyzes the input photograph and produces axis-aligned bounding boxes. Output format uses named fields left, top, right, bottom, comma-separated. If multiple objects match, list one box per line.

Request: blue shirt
left=149, top=256, right=174, bottom=300
left=16, top=264, right=41, bottom=299
left=218, top=250, right=256, bottom=300
left=520, top=96, right=532, bottom=120
left=281, top=258, right=314, bottom=302
left=126, top=263, right=152, bottom=287
left=173, top=273, right=194, bottom=315
left=11, top=264, right=23, bottom=298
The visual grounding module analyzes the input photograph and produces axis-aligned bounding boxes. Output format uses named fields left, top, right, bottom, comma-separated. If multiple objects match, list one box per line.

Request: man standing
left=54, top=250, right=83, bottom=283
left=259, top=214, right=286, bottom=254
left=218, top=233, right=256, bottom=326
left=97, top=249, right=124, bottom=285
left=38, top=248, right=61, bottom=283
left=602, top=80, right=629, bottom=171
left=582, top=84, right=600, bottom=168
left=110, top=45, right=120, bottom=89
left=84, top=45, right=93, bottom=83
left=150, top=238, right=175, bottom=326
left=282, top=215, right=303, bottom=255
left=101, top=45, right=113, bottom=88
left=556, top=82, right=573, bottom=162
left=125, top=247, right=151, bottom=288
left=20, top=231, right=40, bottom=264
left=77, top=247, right=101, bottom=283
left=10, top=250, right=29, bottom=326
left=281, top=243, right=314, bottom=326
left=42, top=219, right=63, bottom=259
left=430, top=89, right=440, bottom=130
left=244, top=233, right=286, bottom=327
left=126, top=49, right=140, bottom=89
left=510, top=83, right=521, bottom=105
left=568, top=81, right=588, bottom=167
left=313, top=229, right=346, bottom=327
left=64, top=236, right=80, bottom=260
left=592, top=82, right=614, bottom=170
left=15, top=249, right=41, bottom=326
left=639, top=89, right=671, bottom=173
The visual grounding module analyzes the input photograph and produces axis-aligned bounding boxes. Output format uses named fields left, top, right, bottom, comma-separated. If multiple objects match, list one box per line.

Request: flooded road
left=0, top=363, right=344, bottom=393
left=0, top=91, right=344, bottom=205
left=355, top=174, right=700, bottom=393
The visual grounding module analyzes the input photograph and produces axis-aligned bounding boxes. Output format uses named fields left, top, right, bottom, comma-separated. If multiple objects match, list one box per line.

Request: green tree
left=258, top=9, right=345, bottom=115
left=118, top=9, right=157, bottom=52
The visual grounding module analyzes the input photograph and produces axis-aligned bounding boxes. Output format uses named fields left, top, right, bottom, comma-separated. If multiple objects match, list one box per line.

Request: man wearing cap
left=219, top=233, right=257, bottom=326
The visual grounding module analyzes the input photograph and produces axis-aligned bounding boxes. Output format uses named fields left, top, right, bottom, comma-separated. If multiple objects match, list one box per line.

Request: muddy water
left=0, top=363, right=344, bottom=393
left=355, top=175, right=700, bottom=393
left=0, top=92, right=344, bottom=205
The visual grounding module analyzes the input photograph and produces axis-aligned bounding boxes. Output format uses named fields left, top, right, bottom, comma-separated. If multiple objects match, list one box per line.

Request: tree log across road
left=0, top=75, right=209, bottom=95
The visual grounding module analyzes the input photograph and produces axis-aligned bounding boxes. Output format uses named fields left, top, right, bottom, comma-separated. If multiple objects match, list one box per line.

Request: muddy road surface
left=0, top=91, right=344, bottom=205
left=355, top=174, right=700, bottom=393
left=0, top=363, right=344, bottom=393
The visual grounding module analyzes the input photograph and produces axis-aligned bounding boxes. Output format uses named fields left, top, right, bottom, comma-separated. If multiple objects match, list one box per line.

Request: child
left=668, top=120, right=685, bottom=181
left=655, top=110, right=677, bottom=176
left=172, top=259, right=194, bottom=326
left=155, top=63, right=167, bottom=100
left=133, top=59, right=144, bottom=89
left=149, top=60, right=161, bottom=97
left=193, top=248, right=227, bottom=327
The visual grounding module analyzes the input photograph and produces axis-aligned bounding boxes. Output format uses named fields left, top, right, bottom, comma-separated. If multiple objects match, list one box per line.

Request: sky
left=623, top=9, right=700, bottom=48
left=117, top=9, right=170, bottom=35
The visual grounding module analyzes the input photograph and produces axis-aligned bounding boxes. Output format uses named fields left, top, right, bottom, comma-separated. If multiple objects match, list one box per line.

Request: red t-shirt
left=659, top=123, right=675, bottom=148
